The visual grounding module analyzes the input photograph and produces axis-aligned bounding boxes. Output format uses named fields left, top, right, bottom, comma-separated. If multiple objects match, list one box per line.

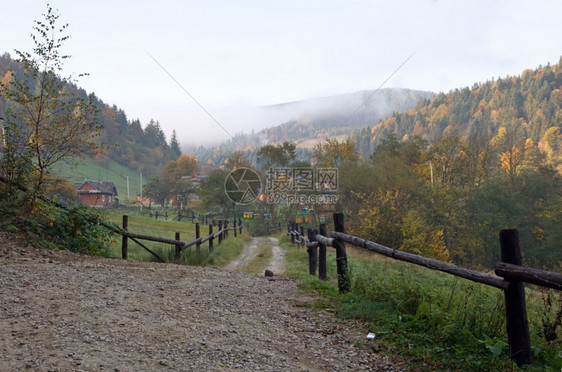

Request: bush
left=46, top=205, right=114, bottom=256
left=0, top=193, right=114, bottom=257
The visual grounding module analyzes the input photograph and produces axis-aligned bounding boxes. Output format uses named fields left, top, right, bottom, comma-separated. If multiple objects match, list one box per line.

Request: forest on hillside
left=350, top=58, right=562, bottom=172
left=259, top=88, right=434, bottom=143
left=0, top=53, right=181, bottom=178
left=338, top=61, right=562, bottom=271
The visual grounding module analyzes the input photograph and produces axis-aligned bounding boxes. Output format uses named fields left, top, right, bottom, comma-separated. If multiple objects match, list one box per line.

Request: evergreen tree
left=169, top=129, right=182, bottom=159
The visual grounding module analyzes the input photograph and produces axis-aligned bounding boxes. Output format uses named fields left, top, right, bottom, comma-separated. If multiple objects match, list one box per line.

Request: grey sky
left=2, top=0, right=561, bottom=145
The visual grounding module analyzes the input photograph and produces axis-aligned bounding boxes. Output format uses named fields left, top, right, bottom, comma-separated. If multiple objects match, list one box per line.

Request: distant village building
left=174, top=175, right=207, bottom=209
left=75, top=180, right=118, bottom=208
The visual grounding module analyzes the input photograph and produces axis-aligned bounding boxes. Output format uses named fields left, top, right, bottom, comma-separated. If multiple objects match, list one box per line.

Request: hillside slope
left=52, top=158, right=144, bottom=204
left=368, top=58, right=562, bottom=172
left=0, top=53, right=181, bottom=179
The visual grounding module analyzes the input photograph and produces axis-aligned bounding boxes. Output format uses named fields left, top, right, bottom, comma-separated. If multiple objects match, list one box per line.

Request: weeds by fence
left=288, top=213, right=562, bottom=367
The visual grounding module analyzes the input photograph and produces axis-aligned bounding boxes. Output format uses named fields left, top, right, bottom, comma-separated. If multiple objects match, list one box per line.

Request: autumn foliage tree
left=0, top=5, right=105, bottom=210
left=341, top=131, right=560, bottom=269
left=312, top=137, right=359, bottom=167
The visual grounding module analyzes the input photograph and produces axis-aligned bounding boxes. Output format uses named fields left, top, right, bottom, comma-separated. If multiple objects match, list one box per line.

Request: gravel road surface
left=0, top=233, right=400, bottom=371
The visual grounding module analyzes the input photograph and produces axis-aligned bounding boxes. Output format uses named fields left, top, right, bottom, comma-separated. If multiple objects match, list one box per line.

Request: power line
left=339, top=51, right=416, bottom=127
left=146, top=51, right=242, bottom=149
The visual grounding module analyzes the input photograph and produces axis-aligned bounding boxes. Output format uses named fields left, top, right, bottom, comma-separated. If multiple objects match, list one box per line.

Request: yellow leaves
left=0, top=70, right=13, bottom=87
left=413, top=120, right=424, bottom=136
left=500, top=145, right=523, bottom=173
left=428, top=103, right=448, bottom=127
left=177, top=154, right=199, bottom=176
left=532, top=226, right=545, bottom=242
left=539, top=126, right=562, bottom=172
left=521, top=68, right=534, bottom=80
left=312, top=137, right=358, bottom=167
left=533, top=109, right=546, bottom=121
left=400, top=210, right=450, bottom=262
left=540, top=127, right=561, bottom=151
left=490, top=126, right=507, bottom=147
left=490, top=108, right=504, bottom=125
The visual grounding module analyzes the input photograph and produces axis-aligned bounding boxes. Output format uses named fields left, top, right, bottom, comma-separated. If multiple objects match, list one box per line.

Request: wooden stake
left=500, top=229, right=531, bottom=366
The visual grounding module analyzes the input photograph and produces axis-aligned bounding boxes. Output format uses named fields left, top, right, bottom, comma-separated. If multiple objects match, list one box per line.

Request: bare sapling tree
left=0, top=4, right=105, bottom=211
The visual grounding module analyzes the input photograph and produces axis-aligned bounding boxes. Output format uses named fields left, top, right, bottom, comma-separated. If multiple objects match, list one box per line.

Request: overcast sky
left=2, top=0, right=561, bottom=146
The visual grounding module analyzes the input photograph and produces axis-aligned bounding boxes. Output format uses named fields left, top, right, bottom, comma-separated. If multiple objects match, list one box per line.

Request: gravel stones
left=0, top=234, right=399, bottom=371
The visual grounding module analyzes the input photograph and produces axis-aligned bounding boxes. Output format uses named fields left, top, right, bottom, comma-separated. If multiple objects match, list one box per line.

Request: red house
left=75, top=180, right=118, bottom=208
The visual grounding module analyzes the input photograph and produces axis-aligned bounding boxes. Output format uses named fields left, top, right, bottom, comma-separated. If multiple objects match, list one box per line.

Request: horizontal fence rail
left=120, top=215, right=242, bottom=263
left=329, top=231, right=509, bottom=290
left=494, top=262, right=562, bottom=291
left=289, top=213, right=560, bottom=367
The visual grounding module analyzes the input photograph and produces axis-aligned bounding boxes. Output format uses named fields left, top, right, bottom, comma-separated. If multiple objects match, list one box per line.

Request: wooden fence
left=120, top=215, right=243, bottom=263
left=288, top=212, right=562, bottom=367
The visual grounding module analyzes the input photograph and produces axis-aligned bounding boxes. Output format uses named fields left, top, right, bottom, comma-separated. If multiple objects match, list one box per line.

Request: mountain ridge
left=187, top=88, right=435, bottom=164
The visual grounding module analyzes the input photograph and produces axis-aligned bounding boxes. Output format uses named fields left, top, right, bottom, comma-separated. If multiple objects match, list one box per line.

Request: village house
left=173, top=174, right=207, bottom=209
left=74, top=180, right=118, bottom=208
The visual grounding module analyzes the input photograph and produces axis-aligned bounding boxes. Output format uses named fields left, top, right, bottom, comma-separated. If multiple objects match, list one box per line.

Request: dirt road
left=224, top=237, right=285, bottom=275
left=0, top=233, right=399, bottom=371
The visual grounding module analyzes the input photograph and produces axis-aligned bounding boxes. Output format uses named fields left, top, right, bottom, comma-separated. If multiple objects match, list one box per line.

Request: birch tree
left=0, top=4, right=105, bottom=210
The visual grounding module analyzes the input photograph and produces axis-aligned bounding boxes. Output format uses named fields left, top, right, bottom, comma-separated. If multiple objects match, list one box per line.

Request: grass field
left=52, top=157, right=145, bottom=204
left=101, top=208, right=250, bottom=267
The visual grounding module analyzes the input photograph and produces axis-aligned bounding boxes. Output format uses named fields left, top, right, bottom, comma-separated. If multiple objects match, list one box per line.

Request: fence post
left=290, top=223, right=295, bottom=244
left=318, top=223, right=327, bottom=280
left=224, top=220, right=228, bottom=239
left=300, top=226, right=305, bottom=247
left=195, top=223, right=201, bottom=254
left=209, top=224, right=214, bottom=252
left=333, top=213, right=350, bottom=293
left=233, top=219, right=237, bottom=237
left=122, top=215, right=128, bottom=259
left=218, top=220, right=223, bottom=244
left=239, top=218, right=242, bottom=234
left=500, top=229, right=531, bottom=366
left=307, top=229, right=317, bottom=276
left=175, top=232, right=181, bottom=263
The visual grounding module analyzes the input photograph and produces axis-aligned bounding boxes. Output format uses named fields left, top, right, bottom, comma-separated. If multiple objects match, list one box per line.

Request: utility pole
left=140, top=172, right=143, bottom=212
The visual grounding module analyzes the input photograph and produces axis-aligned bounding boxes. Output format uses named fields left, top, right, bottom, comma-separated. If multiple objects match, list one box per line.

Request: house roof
left=180, top=174, right=208, bottom=182
left=75, top=180, right=118, bottom=195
